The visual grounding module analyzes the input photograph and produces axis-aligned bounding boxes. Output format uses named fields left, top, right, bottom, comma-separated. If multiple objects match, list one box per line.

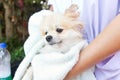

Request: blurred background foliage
left=0, top=0, right=48, bottom=64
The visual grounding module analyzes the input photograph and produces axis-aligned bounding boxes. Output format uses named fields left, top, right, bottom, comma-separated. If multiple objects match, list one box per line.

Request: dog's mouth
left=48, top=40, right=62, bottom=45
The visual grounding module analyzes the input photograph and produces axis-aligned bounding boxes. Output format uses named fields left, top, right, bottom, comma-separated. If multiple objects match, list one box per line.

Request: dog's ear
left=64, top=4, right=83, bottom=32
left=64, top=4, right=80, bottom=19
left=72, top=21, right=83, bottom=32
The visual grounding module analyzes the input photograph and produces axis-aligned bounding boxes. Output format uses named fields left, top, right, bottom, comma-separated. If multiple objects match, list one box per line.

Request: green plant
left=11, top=46, right=25, bottom=63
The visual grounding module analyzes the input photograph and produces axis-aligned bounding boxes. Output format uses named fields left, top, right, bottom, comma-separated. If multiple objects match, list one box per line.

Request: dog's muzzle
left=46, top=35, right=62, bottom=45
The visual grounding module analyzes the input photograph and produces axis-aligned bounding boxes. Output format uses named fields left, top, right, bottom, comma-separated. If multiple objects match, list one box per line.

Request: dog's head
left=40, top=5, right=84, bottom=52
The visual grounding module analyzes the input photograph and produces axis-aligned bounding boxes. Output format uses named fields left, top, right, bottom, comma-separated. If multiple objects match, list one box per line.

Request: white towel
left=13, top=39, right=96, bottom=80
left=31, top=40, right=95, bottom=80
left=13, top=39, right=45, bottom=80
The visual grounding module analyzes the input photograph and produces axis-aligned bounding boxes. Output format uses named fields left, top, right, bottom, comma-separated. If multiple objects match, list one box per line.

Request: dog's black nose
left=46, top=35, right=53, bottom=42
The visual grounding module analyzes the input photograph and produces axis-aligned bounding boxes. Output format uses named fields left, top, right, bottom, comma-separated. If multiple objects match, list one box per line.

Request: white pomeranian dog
left=13, top=4, right=96, bottom=80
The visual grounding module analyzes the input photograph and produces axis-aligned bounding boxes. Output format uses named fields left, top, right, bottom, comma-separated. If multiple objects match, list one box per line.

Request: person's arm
left=64, top=14, right=120, bottom=80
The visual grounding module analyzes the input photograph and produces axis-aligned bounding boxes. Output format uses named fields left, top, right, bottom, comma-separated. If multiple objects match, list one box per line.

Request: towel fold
left=13, top=39, right=45, bottom=80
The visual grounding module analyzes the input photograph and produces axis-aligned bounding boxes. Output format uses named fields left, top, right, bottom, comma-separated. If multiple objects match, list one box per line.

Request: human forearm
left=65, top=14, right=120, bottom=79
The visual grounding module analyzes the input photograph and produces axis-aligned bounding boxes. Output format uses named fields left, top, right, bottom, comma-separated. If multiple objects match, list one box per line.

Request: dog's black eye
left=45, top=32, right=48, bottom=35
left=56, top=28, right=63, bottom=33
